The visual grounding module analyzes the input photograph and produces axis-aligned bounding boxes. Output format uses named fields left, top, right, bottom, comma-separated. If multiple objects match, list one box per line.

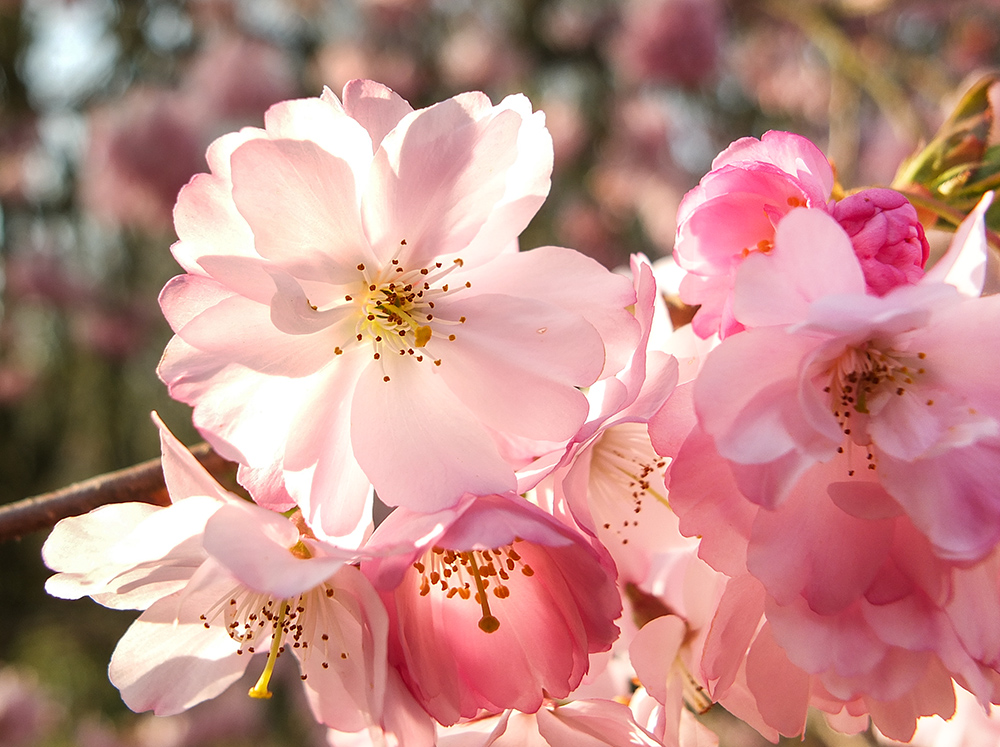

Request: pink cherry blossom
left=43, top=416, right=411, bottom=735
left=696, top=571, right=956, bottom=742
left=832, top=188, right=930, bottom=295
left=363, top=493, right=621, bottom=726
left=655, top=196, right=1000, bottom=741
left=672, top=131, right=834, bottom=338
left=158, top=80, right=638, bottom=539
left=694, top=201, right=1000, bottom=561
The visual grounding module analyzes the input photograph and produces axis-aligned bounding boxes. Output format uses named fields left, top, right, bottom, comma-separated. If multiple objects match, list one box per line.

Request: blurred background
left=1, top=0, right=999, bottom=744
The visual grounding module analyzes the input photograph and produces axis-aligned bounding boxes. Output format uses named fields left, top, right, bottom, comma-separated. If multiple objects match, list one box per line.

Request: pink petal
left=154, top=412, right=233, bottom=504
left=278, top=348, right=373, bottom=540
left=296, top=566, right=388, bottom=731
left=341, top=79, right=414, bottom=150
left=350, top=358, right=517, bottom=512
left=666, top=426, right=754, bottom=577
left=262, top=94, right=374, bottom=186
left=458, top=245, right=639, bottom=381
left=923, top=192, right=993, bottom=296
left=433, top=293, right=598, bottom=441
left=734, top=208, right=865, bottom=328
left=747, top=473, right=893, bottom=614
left=109, top=579, right=247, bottom=716
left=42, top=502, right=160, bottom=601
left=171, top=171, right=259, bottom=284
left=714, top=131, right=833, bottom=203
left=629, top=615, right=687, bottom=706
left=362, top=97, right=548, bottom=269
left=745, top=622, right=811, bottom=737
left=695, top=327, right=839, bottom=466
left=230, top=138, right=373, bottom=283
left=160, top=275, right=339, bottom=378
left=203, top=502, right=352, bottom=598
left=878, top=441, right=1000, bottom=561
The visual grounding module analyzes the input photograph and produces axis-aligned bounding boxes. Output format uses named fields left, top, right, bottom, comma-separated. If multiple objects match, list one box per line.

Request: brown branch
left=0, top=444, right=236, bottom=543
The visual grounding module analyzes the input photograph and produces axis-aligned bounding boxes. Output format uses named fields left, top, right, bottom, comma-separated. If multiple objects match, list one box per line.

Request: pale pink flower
left=159, top=80, right=638, bottom=538
left=672, top=131, right=834, bottom=338
left=43, top=417, right=404, bottom=734
left=696, top=571, right=956, bottom=742
left=363, top=493, right=622, bottom=726
left=832, top=188, right=930, bottom=295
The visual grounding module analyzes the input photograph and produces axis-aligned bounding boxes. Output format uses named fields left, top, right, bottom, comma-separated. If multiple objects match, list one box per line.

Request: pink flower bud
left=832, top=188, right=929, bottom=296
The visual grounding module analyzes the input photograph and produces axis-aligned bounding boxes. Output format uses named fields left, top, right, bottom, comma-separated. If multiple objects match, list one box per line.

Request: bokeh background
left=1, top=0, right=999, bottom=744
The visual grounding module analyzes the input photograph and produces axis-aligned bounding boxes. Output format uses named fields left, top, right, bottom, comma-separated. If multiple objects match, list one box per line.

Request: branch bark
left=0, top=444, right=236, bottom=542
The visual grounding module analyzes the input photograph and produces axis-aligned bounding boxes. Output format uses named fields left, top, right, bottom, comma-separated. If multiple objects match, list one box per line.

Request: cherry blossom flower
left=158, top=79, right=638, bottom=539
left=693, top=198, right=1000, bottom=560
left=658, top=196, right=1000, bottom=741
left=42, top=416, right=406, bottom=735
left=672, top=130, right=834, bottom=338
left=363, top=493, right=622, bottom=726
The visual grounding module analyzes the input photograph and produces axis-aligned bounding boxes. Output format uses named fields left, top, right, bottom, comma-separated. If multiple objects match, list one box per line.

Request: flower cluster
left=42, top=83, right=1000, bottom=745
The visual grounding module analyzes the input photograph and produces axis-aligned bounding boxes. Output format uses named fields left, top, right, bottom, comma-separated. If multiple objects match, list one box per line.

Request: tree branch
left=0, top=444, right=236, bottom=542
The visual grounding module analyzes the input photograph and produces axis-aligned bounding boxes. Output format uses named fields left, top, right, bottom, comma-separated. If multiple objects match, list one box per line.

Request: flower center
left=739, top=238, right=774, bottom=259
left=412, top=543, right=535, bottom=634
left=824, top=343, right=929, bottom=435
left=590, top=423, right=669, bottom=546
left=341, top=253, right=470, bottom=379
left=197, top=533, right=348, bottom=701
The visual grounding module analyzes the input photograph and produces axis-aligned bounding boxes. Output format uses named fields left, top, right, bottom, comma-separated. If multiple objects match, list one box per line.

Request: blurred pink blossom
left=80, top=36, right=298, bottom=232
left=0, top=667, right=60, bottom=747
left=608, top=0, right=722, bottom=89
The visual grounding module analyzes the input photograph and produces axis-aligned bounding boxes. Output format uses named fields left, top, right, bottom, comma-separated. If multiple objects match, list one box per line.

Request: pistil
left=248, top=601, right=288, bottom=699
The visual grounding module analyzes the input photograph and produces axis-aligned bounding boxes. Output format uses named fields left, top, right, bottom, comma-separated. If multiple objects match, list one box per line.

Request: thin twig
left=0, top=443, right=235, bottom=543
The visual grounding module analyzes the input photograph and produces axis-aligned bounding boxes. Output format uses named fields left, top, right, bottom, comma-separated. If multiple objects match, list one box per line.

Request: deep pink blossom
left=672, top=131, right=834, bottom=338
left=158, top=80, right=638, bottom=539
left=363, top=493, right=621, bottom=726
left=658, top=197, right=1000, bottom=741
left=832, top=188, right=930, bottom=295
left=693, top=200, right=1000, bottom=561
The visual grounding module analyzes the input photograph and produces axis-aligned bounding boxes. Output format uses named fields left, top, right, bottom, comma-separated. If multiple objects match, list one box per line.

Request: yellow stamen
left=414, top=325, right=432, bottom=347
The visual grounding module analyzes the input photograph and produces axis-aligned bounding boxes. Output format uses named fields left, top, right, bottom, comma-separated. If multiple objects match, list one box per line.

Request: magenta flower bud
left=832, top=188, right=930, bottom=296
